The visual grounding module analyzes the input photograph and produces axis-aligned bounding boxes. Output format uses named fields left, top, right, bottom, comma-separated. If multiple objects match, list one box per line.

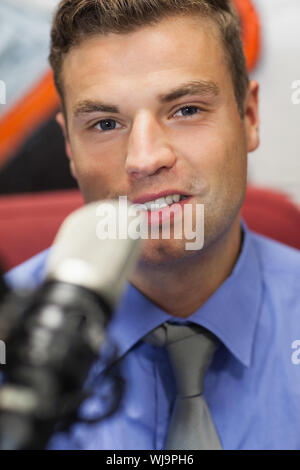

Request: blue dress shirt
left=4, top=220, right=300, bottom=450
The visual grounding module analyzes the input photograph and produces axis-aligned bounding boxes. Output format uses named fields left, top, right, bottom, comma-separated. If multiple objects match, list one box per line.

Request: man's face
left=58, top=14, right=259, bottom=265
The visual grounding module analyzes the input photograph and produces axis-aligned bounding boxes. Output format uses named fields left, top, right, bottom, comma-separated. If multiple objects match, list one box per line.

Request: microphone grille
left=46, top=199, right=145, bottom=307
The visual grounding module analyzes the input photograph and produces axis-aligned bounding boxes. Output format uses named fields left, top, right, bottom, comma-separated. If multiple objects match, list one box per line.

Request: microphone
left=0, top=199, right=144, bottom=450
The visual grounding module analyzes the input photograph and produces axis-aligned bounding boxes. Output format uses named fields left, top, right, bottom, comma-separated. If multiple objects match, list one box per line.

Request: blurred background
left=0, top=0, right=299, bottom=270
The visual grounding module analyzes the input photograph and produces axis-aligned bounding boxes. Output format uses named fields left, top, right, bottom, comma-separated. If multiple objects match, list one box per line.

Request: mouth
left=133, top=193, right=190, bottom=212
left=132, top=193, right=193, bottom=227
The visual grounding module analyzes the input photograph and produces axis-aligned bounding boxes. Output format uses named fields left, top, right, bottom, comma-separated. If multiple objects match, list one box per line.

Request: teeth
left=143, top=194, right=185, bottom=211
left=144, top=201, right=154, bottom=210
left=155, top=197, right=168, bottom=209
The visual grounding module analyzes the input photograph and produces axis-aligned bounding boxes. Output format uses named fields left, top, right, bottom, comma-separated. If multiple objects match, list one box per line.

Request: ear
left=56, top=112, right=78, bottom=180
left=243, top=80, right=260, bottom=153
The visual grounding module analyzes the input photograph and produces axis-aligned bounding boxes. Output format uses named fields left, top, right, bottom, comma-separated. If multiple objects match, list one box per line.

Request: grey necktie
left=143, top=322, right=222, bottom=450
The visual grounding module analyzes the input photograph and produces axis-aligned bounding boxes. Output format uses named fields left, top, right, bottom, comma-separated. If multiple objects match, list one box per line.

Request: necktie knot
left=143, top=323, right=219, bottom=397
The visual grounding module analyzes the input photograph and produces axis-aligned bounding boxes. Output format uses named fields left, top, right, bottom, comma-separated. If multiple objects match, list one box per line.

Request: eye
left=173, top=105, right=201, bottom=118
left=94, top=119, right=121, bottom=131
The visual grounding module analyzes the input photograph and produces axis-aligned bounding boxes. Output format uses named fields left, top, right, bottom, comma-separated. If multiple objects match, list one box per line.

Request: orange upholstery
left=0, top=186, right=299, bottom=271
left=0, top=71, right=60, bottom=169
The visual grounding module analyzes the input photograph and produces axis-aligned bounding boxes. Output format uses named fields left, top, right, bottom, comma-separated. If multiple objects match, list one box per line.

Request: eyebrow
left=73, top=80, right=220, bottom=117
left=73, top=101, right=120, bottom=117
left=158, top=80, right=220, bottom=103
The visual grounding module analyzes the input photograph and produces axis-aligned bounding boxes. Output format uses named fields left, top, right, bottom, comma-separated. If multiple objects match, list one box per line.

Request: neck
left=130, top=217, right=243, bottom=318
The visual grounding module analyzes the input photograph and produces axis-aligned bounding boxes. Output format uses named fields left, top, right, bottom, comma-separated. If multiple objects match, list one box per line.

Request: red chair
left=241, top=185, right=300, bottom=249
left=0, top=190, right=83, bottom=271
left=0, top=186, right=299, bottom=271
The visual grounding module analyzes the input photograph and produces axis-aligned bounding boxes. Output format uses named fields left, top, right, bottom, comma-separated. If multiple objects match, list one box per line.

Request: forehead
left=61, top=14, right=230, bottom=110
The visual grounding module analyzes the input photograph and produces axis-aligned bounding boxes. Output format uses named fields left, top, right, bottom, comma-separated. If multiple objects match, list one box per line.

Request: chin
left=137, top=237, right=201, bottom=269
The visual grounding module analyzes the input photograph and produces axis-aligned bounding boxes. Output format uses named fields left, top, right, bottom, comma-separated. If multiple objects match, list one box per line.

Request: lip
left=132, top=190, right=190, bottom=205
left=143, top=195, right=193, bottom=226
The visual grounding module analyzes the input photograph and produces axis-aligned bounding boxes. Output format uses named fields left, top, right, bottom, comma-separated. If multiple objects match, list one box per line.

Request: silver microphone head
left=45, top=198, right=145, bottom=307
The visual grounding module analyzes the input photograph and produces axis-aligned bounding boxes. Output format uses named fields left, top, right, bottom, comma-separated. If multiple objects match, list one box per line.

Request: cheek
left=70, top=139, right=126, bottom=201
left=199, top=120, right=245, bottom=169
left=178, top=123, right=247, bottom=198
left=209, top=138, right=248, bottom=220
left=176, top=127, right=228, bottom=180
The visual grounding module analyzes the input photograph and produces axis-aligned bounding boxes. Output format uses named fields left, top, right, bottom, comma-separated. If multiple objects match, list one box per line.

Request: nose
left=125, top=111, right=177, bottom=180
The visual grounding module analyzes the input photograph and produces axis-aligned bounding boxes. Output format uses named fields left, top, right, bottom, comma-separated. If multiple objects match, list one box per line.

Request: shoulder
left=5, top=249, right=51, bottom=290
left=248, top=230, right=300, bottom=323
left=248, top=232, right=300, bottom=386
left=249, top=230, right=300, bottom=281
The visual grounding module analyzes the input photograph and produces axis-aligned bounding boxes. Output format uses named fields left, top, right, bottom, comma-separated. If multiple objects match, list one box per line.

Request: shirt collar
left=105, top=218, right=263, bottom=369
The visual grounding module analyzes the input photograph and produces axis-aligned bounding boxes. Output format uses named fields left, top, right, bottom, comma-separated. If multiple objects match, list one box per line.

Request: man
left=5, top=0, right=300, bottom=450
